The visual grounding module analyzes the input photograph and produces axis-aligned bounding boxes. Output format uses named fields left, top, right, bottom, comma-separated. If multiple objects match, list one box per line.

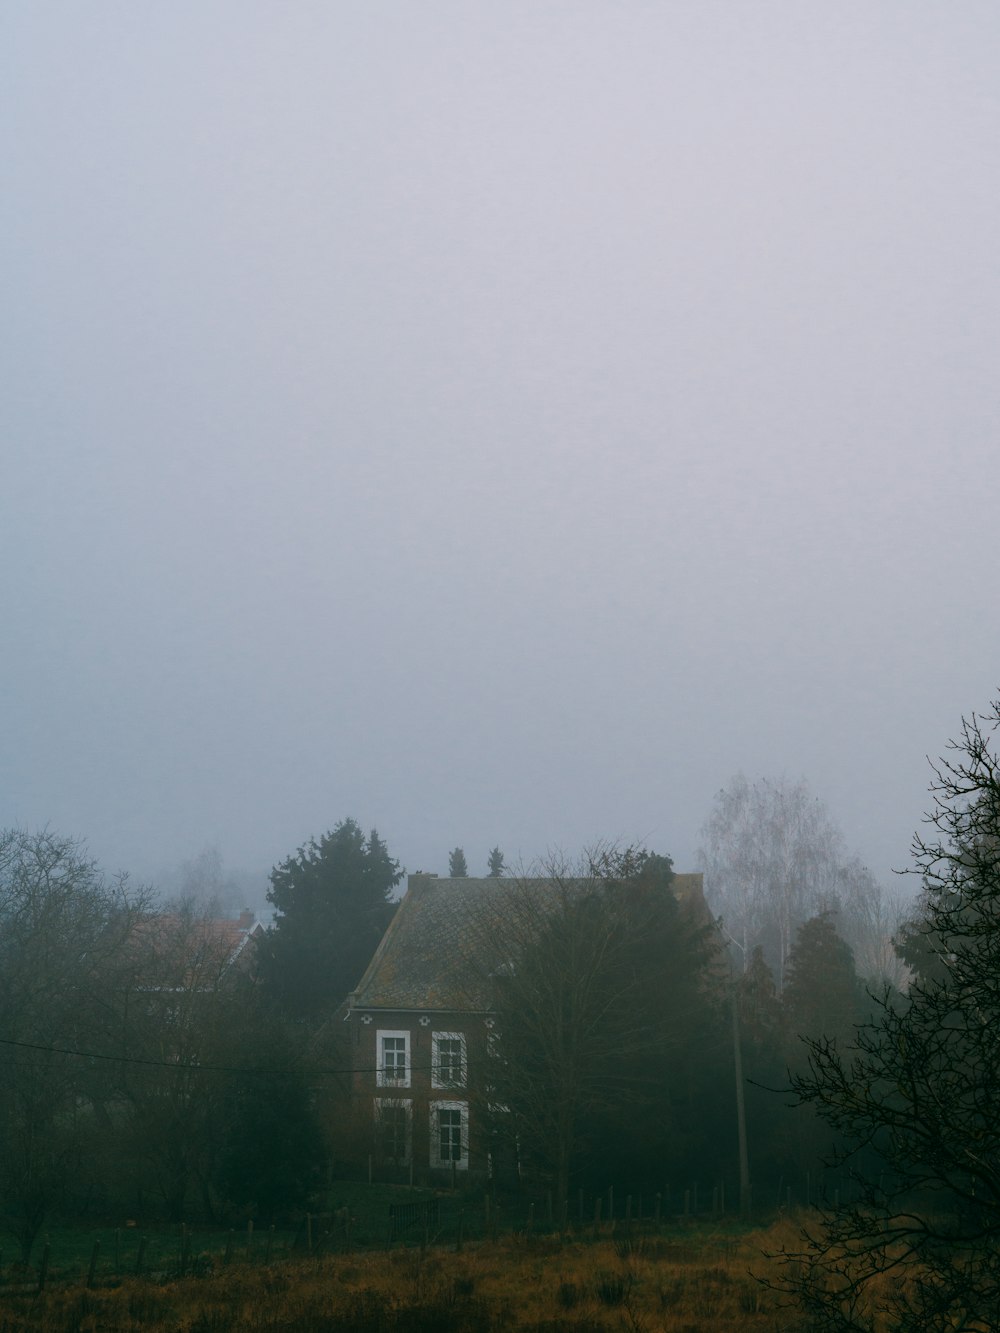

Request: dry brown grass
left=0, top=1219, right=811, bottom=1331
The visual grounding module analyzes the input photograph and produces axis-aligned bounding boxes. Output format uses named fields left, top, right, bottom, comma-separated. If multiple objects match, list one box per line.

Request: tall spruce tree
left=262, top=819, right=401, bottom=1019
left=782, top=912, right=866, bottom=1050
left=448, top=847, right=469, bottom=877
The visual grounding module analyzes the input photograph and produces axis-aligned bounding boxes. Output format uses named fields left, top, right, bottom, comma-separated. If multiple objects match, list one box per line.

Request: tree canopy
left=481, top=846, right=724, bottom=1199
left=262, top=819, right=401, bottom=1020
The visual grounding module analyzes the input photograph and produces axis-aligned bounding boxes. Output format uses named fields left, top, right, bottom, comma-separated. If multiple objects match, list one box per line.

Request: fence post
left=306, top=1213, right=313, bottom=1253
left=180, top=1224, right=190, bottom=1276
left=87, top=1240, right=101, bottom=1290
left=224, top=1231, right=234, bottom=1266
left=655, top=1192, right=661, bottom=1223
left=266, top=1225, right=274, bottom=1264
left=683, top=1189, right=690, bottom=1217
left=578, top=1188, right=584, bottom=1226
left=592, top=1196, right=602, bottom=1239
left=37, top=1241, right=50, bottom=1294
left=527, top=1202, right=534, bottom=1236
left=136, top=1236, right=147, bottom=1276
left=114, top=1228, right=120, bottom=1274
left=607, top=1185, right=614, bottom=1224
left=246, top=1219, right=254, bottom=1262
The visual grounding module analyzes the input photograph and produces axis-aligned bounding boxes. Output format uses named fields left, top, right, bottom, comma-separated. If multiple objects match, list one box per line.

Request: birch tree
left=700, top=775, right=844, bottom=987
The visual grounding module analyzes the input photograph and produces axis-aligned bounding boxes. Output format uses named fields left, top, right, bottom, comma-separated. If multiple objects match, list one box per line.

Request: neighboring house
left=342, top=871, right=706, bottom=1181
left=131, top=907, right=265, bottom=992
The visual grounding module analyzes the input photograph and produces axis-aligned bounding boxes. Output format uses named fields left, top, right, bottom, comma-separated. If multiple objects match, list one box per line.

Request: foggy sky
left=3, top=3, right=998, bottom=900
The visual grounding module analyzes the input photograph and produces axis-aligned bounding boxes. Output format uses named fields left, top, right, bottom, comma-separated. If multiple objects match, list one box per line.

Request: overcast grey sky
left=3, top=3, right=998, bottom=897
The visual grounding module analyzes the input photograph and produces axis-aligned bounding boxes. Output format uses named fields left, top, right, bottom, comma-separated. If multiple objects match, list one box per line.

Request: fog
left=3, top=3, right=998, bottom=897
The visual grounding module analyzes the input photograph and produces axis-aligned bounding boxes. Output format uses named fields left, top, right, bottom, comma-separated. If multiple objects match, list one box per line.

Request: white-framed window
left=430, top=1099, right=469, bottom=1170
left=431, top=1031, right=467, bottom=1089
left=376, top=1029, right=411, bottom=1088
left=374, top=1097, right=411, bottom=1165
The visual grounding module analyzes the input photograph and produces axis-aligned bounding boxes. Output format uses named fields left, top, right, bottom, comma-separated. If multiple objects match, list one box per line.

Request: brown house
left=342, top=870, right=706, bottom=1181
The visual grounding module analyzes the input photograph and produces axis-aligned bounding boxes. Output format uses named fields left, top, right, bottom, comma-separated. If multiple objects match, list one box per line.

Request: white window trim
left=431, top=1030, right=467, bottom=1090
left=374, top=1097, right=412, bottom=1165
left=430, top=1099, right=469, bottom=1171
left=376, top=1029, right=411, bottom=1088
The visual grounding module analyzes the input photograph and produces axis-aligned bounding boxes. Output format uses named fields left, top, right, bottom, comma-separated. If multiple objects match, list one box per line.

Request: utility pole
left=732, top=978, right=751, bottom=1216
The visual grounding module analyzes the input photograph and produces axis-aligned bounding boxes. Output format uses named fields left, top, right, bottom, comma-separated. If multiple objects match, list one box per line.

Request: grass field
left=0, top=1212, right=811, bottom=1331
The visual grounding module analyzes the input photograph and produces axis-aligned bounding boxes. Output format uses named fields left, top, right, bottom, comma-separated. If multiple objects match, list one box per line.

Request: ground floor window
left=374, top=1098, right=411, bottom=1165
left=429, top=1100, right=469, bottom=1170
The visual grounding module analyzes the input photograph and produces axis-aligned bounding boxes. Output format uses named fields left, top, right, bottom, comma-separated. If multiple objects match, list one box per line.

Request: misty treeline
left=0, top=740, right=974, bottom=1289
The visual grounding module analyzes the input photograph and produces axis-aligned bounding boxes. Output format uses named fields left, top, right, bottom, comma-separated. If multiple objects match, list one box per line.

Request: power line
left=0, top=1035, right=482, bottom=1082
left=0, top=1035, right=348, bottom=1078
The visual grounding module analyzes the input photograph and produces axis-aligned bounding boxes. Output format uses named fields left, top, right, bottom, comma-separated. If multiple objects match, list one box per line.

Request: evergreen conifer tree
left=263, top=819, right=401, bottom=1019
left=448, top=847, right=469, bottom=877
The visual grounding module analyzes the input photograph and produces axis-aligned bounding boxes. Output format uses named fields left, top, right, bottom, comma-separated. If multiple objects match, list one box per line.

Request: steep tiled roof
left=350, top=876, right=503, bottom=1011
left=349, top=871, right=707, bottom=1013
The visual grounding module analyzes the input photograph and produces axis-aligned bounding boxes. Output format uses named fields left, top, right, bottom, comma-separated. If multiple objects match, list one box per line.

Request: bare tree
left=0, top=829, right=149, bottom=1259
left=776, top=698, right=1000, bottom=1332
left=116, top=900, right=260, bottom=1221
left=835, top=858, right=912, bottom=992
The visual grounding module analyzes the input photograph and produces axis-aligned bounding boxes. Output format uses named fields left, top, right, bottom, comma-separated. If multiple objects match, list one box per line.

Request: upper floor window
left=376, top=1030, right=411, bottom=1088
left=432, top=1031, right=466, bottom=1089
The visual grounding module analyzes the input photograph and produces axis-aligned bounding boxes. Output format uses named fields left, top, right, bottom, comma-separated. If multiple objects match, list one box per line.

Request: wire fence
left=0, top=1165, right=863, bottom=1298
